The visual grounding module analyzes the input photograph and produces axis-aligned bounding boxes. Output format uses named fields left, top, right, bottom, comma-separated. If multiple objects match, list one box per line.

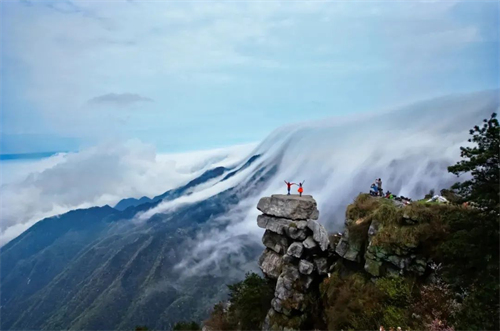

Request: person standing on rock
left=298, top=180, right=305, bottom=197
left=284, top=180, right=296, bottom=195
left=376, top=178, right=383, bottom=196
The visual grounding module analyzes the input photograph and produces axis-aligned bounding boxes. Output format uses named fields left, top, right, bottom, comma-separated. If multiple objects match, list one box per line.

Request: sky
left=1, top=0, right=499, bottom=154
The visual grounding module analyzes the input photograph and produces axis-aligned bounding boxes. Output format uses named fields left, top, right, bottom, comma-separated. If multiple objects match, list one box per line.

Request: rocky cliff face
left=256, top=195, right=333, bottom=330
left=253, top=194, right=446, bottom=331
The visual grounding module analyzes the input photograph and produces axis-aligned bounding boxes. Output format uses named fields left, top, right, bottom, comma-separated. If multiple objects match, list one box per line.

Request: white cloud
left=87, top=93, right=153, bottom=108
left=4, top=0, right=491, bottom=140
left=0, top=141, right=256, bottom=246
left=168, top=90, right=499, bottom=274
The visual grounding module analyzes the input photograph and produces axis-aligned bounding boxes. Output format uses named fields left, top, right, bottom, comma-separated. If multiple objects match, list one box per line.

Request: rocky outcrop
left=257, top=195, right=330, bottom=331
left=335, top=226, right=363, bottom=262
left=257, top=195, right=319, bottom=220
left=334, top=197, right=431, bottom=278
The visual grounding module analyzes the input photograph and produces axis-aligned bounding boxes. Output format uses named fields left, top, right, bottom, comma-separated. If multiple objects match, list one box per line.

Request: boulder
left=259, top=249, right=283, bottom=279
left=271, top=298, right=291, bottom=316
left=335, top=236, right=349, bottom=257
left=303, top=236, right=317, bottom=249
left=298, top=260, right=314, bottom=275
left=286, top=226, right=307, bottom=241
left=313, top=257, right=328, bottom=275
left=258, top=215, right=295, bottom=235
left=335, top=229, right=363, bottom=262
left=263, top=230, right=289, bottom=254
left=306, top=220, right=330, bottom=251
left=275, top=264, right=301, bottom=301
left=408, top=257, right=427, bottom=275
left=301, top=276, right=314, bottom=289
left=368, top=219, right=380, bottom=238
left=257, top=195, right=319, bottom=220
left=364, top=258, right=383, bottom=277
left=287, top=242, right=304, bottom=258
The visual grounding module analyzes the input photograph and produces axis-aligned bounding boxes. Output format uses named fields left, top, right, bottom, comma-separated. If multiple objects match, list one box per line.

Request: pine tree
left=448, top=113, right=499, bottom=214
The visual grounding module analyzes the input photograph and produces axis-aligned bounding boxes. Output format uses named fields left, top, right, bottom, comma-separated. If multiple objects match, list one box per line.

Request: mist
left=171, top=90, right=499, bottom=274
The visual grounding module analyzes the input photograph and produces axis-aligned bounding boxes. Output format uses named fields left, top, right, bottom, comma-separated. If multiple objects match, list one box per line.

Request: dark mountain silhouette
left=0, top=155, right=272, bottom=330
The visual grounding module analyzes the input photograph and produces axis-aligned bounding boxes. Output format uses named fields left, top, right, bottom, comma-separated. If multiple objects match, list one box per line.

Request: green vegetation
left=443, top=113, right=499, bottom=330
left=135, top=326, right=149, bottom=331
left=319, top=270, right=416, bottom=330
left=319, top=113, right=499, bottom=330
left=172, top=321, right=201, bottom=330
left=448, top=112, right=499, bottom=213
left=205, top=113, right=499, bottom=331
left=204, top=272, right=274, bottom=330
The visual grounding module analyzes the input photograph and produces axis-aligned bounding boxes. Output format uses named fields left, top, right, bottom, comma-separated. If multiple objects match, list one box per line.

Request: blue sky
left=1, top=0, right=499, bottom=154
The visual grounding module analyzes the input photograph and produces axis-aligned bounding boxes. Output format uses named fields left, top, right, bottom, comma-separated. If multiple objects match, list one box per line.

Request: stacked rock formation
left=256, top=195, right=330, bottom=331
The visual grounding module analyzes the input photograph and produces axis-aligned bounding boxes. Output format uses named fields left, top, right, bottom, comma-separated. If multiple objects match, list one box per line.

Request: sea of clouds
left=0, top=141, right=256, bottom=246
left=1, top=90, right=498, bottom=253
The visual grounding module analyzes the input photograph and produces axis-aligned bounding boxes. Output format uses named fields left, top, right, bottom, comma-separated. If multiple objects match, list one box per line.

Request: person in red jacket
left=284, top=180, right=296, bottom=195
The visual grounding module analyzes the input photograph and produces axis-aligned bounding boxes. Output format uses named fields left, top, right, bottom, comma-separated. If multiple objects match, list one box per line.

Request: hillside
left=0, top=93, right=498, bottom=330
left=0, top=156, right=274, bottom=330
left=205, top=193, right=498, bottom=331
left=203, top=112, right=499, bottom=331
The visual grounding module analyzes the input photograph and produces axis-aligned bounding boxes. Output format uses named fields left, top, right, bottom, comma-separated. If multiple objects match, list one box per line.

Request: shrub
left=321, top=271, right=384, bottom=330
left=346, top=194, right=383, bottom=220
left=172, top=321, right=200, bottom=330
left=204, top=302, right=234, bottom=331
left=205, top=272, right=274, bottom=331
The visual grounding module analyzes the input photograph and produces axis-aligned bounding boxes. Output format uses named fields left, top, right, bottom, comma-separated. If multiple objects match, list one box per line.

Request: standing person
left=377, top=178, right=383, bottom=196
left=284, top=180, right=296, bottom=195
left=298, top=180, right=305, bottom=197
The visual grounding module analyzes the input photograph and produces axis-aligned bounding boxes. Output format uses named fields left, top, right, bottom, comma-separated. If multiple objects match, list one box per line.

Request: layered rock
left=256, top=195, right=330, bottom=331
left=334, top=198, right=430, bottom=278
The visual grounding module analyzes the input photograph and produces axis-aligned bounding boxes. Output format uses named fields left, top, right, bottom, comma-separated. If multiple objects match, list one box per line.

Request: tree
left=172, top=321, right=200, bottom=330
left=204, top=272, right=274, bottom=331
left=226, top=272, right=274, bottom=330
left=448, top=112, right=499, bottom=213
left=443, top=112, right=500, bottom=330
left=135, top=326, right=149, bottom=331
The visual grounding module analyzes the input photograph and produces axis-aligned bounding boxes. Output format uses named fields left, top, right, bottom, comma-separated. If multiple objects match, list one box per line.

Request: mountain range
left=1, top=90, right=498, bottom=330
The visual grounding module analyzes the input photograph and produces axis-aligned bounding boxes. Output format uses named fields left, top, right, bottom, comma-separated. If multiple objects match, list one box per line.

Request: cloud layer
left=168, top=90, right=499, bottom=274
left=87, top=93, right=153, bottom=108
left=2, top=1, right=498, bottom=152
left=0, top=141, right=256, bottom=246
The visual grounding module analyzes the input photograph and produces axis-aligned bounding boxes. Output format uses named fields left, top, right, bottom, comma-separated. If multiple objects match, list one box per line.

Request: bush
left=205, top=272, right=274, bottom=331
left=135, top=326, right=149, bottom=331
left=321, top=271, right=384, bottom=330
left=172, top=321, right=200, bottom=330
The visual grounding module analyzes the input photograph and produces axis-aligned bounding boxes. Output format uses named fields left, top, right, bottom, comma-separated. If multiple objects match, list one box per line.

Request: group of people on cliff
left=284, top=180, right=305, bottom=196
left=370, top=178, right=383, bottom=196
left=369, top=179, right=412, bottom=204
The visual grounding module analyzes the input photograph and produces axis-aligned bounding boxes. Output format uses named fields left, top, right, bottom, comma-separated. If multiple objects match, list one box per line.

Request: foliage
left=321, top=272, right=416, bottom=330
left=135, top=326, right=149, bottom=331
left=443, top=113, right=500, bottom=330
left=203, top=303, right=234, bottom=331
left=448, top=112, right=499, bottom=213
left=205, top=272, right=274, bottom=331
left=375, top=277, right=412, bottom=307
left=172, top=321, right=200, bottom=330
left=346, top=193, right=384, bottom=220
left=427, top=319, right=455, bottom=331
left=321, top=272, right=384, bottom=330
